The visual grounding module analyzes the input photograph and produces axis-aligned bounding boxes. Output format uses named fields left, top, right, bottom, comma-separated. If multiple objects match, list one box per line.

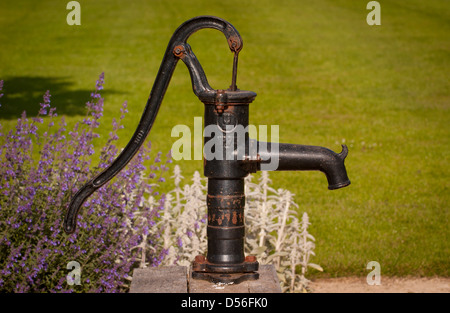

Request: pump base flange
left=191, top=271, right=259, bottom=284
left=191, top=254, right=259, bottom=284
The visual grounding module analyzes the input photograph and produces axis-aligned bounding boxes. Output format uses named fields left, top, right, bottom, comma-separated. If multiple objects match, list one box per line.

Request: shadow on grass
left=0, top=76, right=123, bottom=119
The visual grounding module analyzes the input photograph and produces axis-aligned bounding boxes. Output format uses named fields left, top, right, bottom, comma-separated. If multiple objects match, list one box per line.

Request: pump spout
left=257, top=142, right=350, bottom=190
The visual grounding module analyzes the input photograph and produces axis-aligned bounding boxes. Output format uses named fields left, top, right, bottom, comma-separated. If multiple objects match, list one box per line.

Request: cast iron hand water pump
left=63, top=16, right=350, bottom=284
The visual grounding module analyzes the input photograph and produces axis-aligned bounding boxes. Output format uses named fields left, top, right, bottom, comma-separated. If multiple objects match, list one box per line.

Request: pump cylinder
left=206, top=178, right=245, bottom=264
left=202, top=89, right=256, bottom=270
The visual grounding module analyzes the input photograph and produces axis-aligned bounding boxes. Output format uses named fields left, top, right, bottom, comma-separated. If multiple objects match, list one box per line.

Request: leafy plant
left=0, top=74, right=321, bottom=293
left=0, top=74, right=170, bottom=292
left=134, top=165, right=322, bottom=293
left=245, top=172, right=323, bottom=292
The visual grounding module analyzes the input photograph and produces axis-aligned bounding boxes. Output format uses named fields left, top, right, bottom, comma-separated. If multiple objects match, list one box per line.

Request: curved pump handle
left=63, top=16, right=243, bottom=234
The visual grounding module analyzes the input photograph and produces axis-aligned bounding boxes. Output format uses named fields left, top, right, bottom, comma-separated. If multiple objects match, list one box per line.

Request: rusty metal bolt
left=194, top=255, right=206, bottom=263
left=245, top=255, right=257, bottom=263
left=227, top=36, right=242, bottom=52
left=215, top=89, right=227, bottom=114
left=173, top=45, right=185, bottom=58
left=215, top=105, right=225, bottom=114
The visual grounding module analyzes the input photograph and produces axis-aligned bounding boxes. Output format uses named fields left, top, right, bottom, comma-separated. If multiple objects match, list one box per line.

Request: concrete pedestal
left=130, top=265, right=282, bottom=293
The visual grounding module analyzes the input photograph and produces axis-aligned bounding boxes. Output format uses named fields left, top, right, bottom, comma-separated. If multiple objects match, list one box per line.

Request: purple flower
left=0, top=80, right=3, bottom=106
left=38, top=91, right=51, bottom=115
left=0, top=73, right=172, bottom=292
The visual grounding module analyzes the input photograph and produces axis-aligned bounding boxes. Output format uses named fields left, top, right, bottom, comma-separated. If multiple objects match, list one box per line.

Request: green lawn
left=0, top=0, right=448, bottom=278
